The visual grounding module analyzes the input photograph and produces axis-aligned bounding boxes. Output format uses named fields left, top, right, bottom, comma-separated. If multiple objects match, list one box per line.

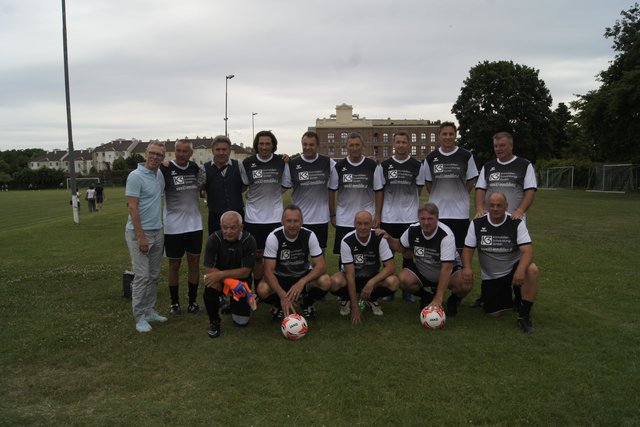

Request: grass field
left=0, top=188, right=639, bottom=426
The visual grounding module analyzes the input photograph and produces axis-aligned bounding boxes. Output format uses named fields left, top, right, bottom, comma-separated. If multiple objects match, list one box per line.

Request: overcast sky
left=0, top=0, right=632, bottom=154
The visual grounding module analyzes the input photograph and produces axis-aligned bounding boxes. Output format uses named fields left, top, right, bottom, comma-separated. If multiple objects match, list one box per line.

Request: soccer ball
left=281, top=314, right=308, bottom=340
left=420, top=305, right=446, bottom=329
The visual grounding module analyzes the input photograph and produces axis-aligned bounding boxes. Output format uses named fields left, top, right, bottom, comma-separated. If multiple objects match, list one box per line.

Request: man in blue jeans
left=125, top=141, right=168, bottom=333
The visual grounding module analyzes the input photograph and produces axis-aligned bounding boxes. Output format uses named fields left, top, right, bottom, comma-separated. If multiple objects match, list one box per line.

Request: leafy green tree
left=126, top=153, right=145, bottom=170
left=452, top=60, right=554, bottom=165
left=572, top=3, right=640, bottom=162
left=549, top=103, right=574, bottom=158
left=112, top=157, right=127, bottom=171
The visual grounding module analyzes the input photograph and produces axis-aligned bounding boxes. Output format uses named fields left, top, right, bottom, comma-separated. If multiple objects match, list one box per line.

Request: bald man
left=330, top=211, right=399, bottom=323
left=462, top=192, right=540, bottom=333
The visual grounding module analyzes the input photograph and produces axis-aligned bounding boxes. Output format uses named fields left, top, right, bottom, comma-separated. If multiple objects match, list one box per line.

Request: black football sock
left=188, top=282, right=198, bottom=305
left=169, top=284, right=180, bottom=305
left=203, top=287, right=221, bottom=322
left=518, top=300, right=534, bottom=319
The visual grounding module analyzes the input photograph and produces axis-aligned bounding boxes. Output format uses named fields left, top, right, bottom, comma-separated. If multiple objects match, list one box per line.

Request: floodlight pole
left=252, top=112, right=258, bottom=142
left=224, top=74, right=235, bottom=136
left=62, top=0, right=79, bottom=224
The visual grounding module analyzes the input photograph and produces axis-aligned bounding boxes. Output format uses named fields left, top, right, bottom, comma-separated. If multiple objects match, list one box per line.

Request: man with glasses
left=125, top=142, right=168, bottom=333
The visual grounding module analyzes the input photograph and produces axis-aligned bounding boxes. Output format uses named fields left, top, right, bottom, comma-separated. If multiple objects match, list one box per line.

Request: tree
left=125, top=153, right=145, bottom=170
left=572, top=3, right=640, bottom=162
left=452, top=60, right=554, bottom=165
left=112, top=157, right=127, bottom=171
left=549, top=103, right=573, bottom=158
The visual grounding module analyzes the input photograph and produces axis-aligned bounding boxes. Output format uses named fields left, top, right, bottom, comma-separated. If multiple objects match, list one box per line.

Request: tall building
left=309, top=103, right=441, bottom=160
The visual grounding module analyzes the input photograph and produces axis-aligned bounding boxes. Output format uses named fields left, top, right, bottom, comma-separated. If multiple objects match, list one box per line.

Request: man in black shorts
left=381, top=202, right=470, bottom=316
left=202, top=211, right=257, bottom=338
left=159, top=139, right=206, bottom=315
left=241, top=130, right=287, bottom=289
left=257, top=205, right=331, bottom=320
left=462, top=192, right=540, bottom=333
left=331, top=211, right=398, bottom=324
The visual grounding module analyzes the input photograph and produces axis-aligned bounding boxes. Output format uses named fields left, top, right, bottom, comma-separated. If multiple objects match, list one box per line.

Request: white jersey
left=241, top=154, right=286, bottom=224
left=380, top=155, right=424, bottom=224
left=424, top=147, right=478, bottom=219
left=159, top=160, right=205, bottom=235
left=329, top=157, right=384, bottom=227
left=282, top=154, right=337, bottom=225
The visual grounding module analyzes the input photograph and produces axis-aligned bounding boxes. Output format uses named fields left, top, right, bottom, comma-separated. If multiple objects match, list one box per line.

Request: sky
left=0, top=0, right=633, bottom=155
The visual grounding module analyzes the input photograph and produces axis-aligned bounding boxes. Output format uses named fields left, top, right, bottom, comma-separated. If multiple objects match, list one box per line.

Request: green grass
left=1, top=188, right=639, bottom=425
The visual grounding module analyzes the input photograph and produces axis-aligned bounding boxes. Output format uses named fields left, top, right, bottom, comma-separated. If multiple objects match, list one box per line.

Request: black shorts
left=481, top=264, right=518, bottom=314
left=304, top=223, right=328, bottom=250
left=245, top=222, right=280, bottom=250
left=96, top=195, right=104, bottom=203
left=274, top=272, right=311, bottom=292
left=440, top=218, right=470, bottom=251
left=405, top=263, right=462, bottom=292
left=380, top=222, right=411, bottom=239
left=333, top=225, right=355, bottom=255
left=164, top=230, right=203, bottom=258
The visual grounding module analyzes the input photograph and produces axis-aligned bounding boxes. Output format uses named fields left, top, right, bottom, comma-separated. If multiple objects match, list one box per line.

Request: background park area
left=1, top=187, right=639, bottom=425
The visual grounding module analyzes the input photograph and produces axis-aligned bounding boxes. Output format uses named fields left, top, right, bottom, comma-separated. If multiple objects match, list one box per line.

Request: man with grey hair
left=202, top=210, right=257, bottom=338
left=380, top=202, right=471, bottom=315
left=125, top=141, right=168, bottom=333
left=202, top=135, right=246, bottom=235
left=159, top=139, right=206, bottom=316
left=473, top=131, right=537, bottom=309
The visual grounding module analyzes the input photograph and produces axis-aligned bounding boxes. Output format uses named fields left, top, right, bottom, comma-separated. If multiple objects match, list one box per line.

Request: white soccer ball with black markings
left=281, top=314, right=308, bottom=340
left=420, top=305, right=446, bottom=329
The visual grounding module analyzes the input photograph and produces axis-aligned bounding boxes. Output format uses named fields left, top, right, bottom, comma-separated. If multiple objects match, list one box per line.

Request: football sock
left=188, top=282, right=198, bottom=304
left=203, top=287, right=221, bottom=322
left=513, top=285, right=522, bottom=305
left=169, top=284, right=180, bottom=305
left=518, top=300, right=534, bottom=319
left=303, top=287, right=327, bottom=307
left=370, top=286, right=392, bottom=301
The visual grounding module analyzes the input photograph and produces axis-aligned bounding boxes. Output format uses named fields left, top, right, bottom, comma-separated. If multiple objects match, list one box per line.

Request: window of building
left=430, top=133, right=436, bottom=143
left=383, top=147, right=389, bottom=157
left=373, top=133, right=378, bottom=143
left=341, top=147, right=347, bottom=156
left=328, top=133, right=335, bottom=143
left=421, top=145, right=427, bottom=156
left=383, top=133, right=389, bottom=143
left=430, top=146, right=436, bottom=152
left=411, top=146, right=417, bottom=156
left=421, top=133, right=426, bottom=141
left=328, top=147, right=335, bottom=157
left=411, top=133, right=417, bottom=143
left=341, top=132, right=348, bottom=143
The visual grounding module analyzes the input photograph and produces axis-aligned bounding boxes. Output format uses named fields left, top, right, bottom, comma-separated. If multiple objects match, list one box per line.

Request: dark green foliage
left=452, top=60, right=554, bottom=165
left=573, top=3, right=640, bottom=162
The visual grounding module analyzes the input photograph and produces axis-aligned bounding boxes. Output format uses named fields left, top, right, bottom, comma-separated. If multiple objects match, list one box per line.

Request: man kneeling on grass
left=380, top=202, right=471, bottom=316
left=203, top=211, right=257, bottom=338
left=257, top=205, right=331, bottom=320
left=331, top=211, right=398, bottom=324
left=462, top=192, right=540, bottom=333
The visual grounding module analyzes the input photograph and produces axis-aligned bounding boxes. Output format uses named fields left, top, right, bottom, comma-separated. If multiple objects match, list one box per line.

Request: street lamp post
left=252, top=112, right=258, bottom=142
left=224, top=74, right=235, bottom=136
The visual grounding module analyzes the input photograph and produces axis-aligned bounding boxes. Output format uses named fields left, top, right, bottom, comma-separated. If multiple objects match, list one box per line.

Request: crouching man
left=257, top=205, right=331, bottom=320
left=462, top=192, right=540, bottom=333
left=203, top=211, right=257, bottom=338
left=331, top=211, right=398, bottom=324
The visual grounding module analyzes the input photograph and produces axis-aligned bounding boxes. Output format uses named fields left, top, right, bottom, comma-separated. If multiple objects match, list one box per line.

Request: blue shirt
left=125, top=163, right=163, bottom=230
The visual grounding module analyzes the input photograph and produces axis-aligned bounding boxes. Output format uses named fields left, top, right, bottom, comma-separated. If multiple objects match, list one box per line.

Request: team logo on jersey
left=280, top=249, right=290, bottom=260
left=388, top=164, right=394, bottom=170
left=295, top=164, right=302, bottom=170
left=344, top=174, right=353, bottom=182
left=253, top=170, right=263, bottom=179
left=414, top=247, right=425, bottom=257
left=434, top=164, right=444, bottom=173
left=481, top=236, right=493, bottom=245
left=173, top=176, right=185, bottom=185
left=354, top=254, right=365, bottom=264
left=389, top=170, right=398, bottom=178
left=170, top=170, right=177, bottom=175
left=489, top=172, right=501, bottom=181
left=298, top=171, right=309, bottom=180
